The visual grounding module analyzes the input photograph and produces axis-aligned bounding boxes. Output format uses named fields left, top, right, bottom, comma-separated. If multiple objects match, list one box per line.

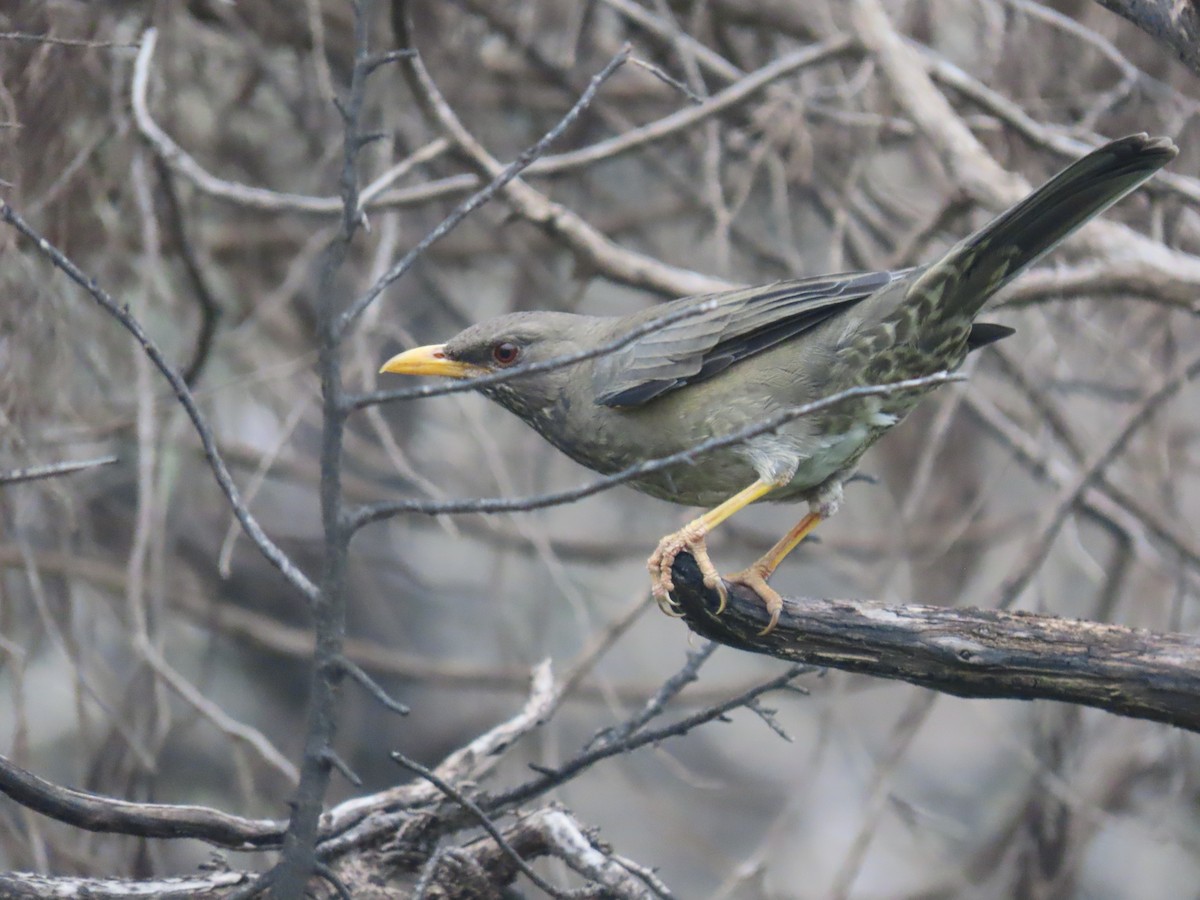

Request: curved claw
left=658, top=597, right=686, bottom=618
left=756, top=595, right=783, bottom=636
left=691, top=541, right=728, bottom=616
left=705, top=574, right=728, bottom=616
left=724, top=565, right=785, bottom=636
left=648, top=522, right=729, bottom=618
left=653, top=584, right=685, bottom=618
left=648, top=551, right=677, bottom=612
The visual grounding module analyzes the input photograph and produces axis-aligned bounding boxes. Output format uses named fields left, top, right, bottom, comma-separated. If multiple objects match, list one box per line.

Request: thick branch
left=669, top=554, right=1200, bottom=732
left=0, top=872, right=250, bottom=900
left=0, top=754, right=284, bottom=848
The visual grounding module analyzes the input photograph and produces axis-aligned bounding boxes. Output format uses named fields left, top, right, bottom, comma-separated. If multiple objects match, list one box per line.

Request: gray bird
left=382, top=134, right=1177, bottom=634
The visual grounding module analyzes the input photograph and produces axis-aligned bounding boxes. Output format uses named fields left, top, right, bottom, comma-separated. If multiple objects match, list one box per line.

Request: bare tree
left=2, top=1, right=1199, bottom=896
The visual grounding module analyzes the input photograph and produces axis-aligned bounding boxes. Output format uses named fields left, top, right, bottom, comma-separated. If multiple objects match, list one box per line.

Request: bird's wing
left=593, top=269, right=906, bottom=407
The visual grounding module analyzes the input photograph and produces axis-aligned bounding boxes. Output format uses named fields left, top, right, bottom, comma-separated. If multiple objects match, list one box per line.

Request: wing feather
left=593, top=269, right=904, bottom=407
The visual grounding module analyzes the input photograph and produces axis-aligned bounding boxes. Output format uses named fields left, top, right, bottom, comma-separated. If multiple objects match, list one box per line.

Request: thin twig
left=0, top=31, right=139, bottom=49
left=335, top=656, right=411, bottom=716
left=136, top=637, right=300, bottom=784
left=392, top=753, right=581, bottom=899
left=0, top=202, right=318, bottom=602
left=996, top=348, right=1200, bottom=609
left=0, top=455, right=117, bottom=485
left=850, top=0, right=1200, bottom=288
left=589, top=640, right=719, bottom=750
left=393, top=6, right=730, bottom=307
left=336, top=40, right=637, bottom=336
left=487, top=665, right=810, bottom=812
left=320, top=661, right=559, bottom=847
left=919, top=43, right=1200, bottom=206
left=350, top=372, right=964, bottom=528
left=153, top=157, right=223, bottom=386
left=132, top=29, right=351, bottom=215
left=349, top=297, right=723, bottom=409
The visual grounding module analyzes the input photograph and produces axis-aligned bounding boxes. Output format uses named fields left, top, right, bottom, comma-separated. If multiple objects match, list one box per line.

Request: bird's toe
left=648, top=523, right=723, bottom=617
left=725, top=566, right=785, bottom=636
left=690, top=540, right=728, bottom=616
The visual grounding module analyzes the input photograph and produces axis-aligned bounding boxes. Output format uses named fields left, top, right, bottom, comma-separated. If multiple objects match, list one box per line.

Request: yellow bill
left=379, top=345, right=488, bottom=379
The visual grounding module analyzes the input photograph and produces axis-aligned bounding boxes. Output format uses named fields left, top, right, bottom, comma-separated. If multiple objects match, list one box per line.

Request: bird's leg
left=724, top=511, right=822, bottom=635
left=725, top=482, right=842, bottom=635
left=649, top=479, right=778, bottom=616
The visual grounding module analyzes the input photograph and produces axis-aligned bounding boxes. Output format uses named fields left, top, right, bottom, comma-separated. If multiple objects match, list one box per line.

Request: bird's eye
left=491, top=342, right=521, bottom=366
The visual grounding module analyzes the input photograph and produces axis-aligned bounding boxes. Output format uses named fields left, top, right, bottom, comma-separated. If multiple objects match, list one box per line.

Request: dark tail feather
left=966, top=321, right=1015, bottom=351
left=910, top=133, right=1177, bottom=321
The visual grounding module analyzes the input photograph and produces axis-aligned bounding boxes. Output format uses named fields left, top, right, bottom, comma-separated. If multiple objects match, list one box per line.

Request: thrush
left=381, top=134, right=1176, bottom=634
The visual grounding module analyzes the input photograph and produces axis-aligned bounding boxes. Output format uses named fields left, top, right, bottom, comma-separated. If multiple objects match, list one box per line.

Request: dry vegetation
left=2, top=1, right=1200, bottom=897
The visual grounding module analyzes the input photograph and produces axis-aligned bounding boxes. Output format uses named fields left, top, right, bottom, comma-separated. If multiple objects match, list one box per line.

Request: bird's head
left=379, top=311, right=599, bottom=422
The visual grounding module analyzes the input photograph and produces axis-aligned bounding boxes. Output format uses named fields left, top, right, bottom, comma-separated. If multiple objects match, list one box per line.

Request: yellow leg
left=648, top=479, right=778, bottom=615
left=751, top=511, right=823, bottom=579
left=726, top=511, right=824, bottom=635
left=694, top=480, right=779, bottom=532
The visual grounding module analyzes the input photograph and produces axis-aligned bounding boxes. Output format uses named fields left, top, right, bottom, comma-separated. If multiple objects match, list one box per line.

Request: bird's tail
left=908, top=133, right=1177, bottom=322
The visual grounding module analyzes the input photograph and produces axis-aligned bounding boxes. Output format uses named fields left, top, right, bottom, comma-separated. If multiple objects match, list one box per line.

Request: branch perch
left=669, top=553, right=1200, bottom=732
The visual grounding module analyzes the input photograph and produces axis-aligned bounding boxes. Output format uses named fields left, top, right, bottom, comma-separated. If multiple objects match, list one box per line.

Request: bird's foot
left=723, top=563, right=784, bottom=636
left=648, top=523, right=728, bottom=617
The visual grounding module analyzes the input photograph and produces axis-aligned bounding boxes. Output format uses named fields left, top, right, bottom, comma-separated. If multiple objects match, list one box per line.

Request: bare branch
left=920, top=45, right=1200, bottom=206
left=670, top=553, right=1200, bottom=732
left=1090, top=0, right=1200, bottom=78
left=336, top=38, right=637, bottom=335
left=352, top=297, right=726, bottom=409
left=323, top=660, right=560, bottom=840
left=0, top=203, right=318, bottom=603
left=351, top=373, right=963, bottom=528
left=392, top=7, right=732, bottom=304
left=996, top=348, right=1200, bottom=608
left=0, top=455, right=117, bottom=485
left=850, top=0, right=1200, bottom=286
left=536, top=38, right=852, bottom=174
left=0, top=31, right=139, bottom=49
left=486, top=664, right=810, bottom=812
left=0, top=871, right=250, bottom=899
left=0, top=753, right=284, bottom=848
left=391, top=753, right=578, bottom=899
left=132, top=29, right=350, bottom=215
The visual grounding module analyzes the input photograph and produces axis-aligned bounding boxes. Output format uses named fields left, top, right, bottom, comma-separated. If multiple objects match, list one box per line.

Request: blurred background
left=2, top=1, right=1200, bottom=896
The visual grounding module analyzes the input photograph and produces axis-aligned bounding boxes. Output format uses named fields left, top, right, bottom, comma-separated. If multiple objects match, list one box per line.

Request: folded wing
left=593, top=269, right=903, bottom=407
